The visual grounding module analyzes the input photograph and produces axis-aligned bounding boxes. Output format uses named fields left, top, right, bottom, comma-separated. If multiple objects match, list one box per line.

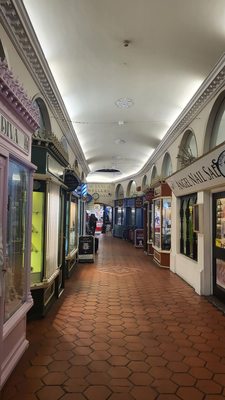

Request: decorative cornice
left=32, top=131, right=69, bottom=167
left=115, top=53, right=225, bottom=184
left=0, top=0, right=89, bottom=175
left=0, top=59, right=39, bottom=131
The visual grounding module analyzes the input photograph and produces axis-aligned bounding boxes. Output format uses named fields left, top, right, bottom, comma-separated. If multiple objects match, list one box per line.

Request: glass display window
left=66, top=196, right=78, bottom=256
left=153, top=198, right=161, bottom=248
left=215, top=198, right=225, bottom=249
left=148, top=202, right=153, bottom=242
left=4, top=159, right=29, bottom=321
left=31, top=180, right=61, bottom=284
left=46, top=182, right=60, bottom=280
left=31, top=191, right=45, bottom=284
left=162, top=198, right=171, bottom=251
left=213, top=192, right=225, bottom=302
left=115, top=207, right=124, bottom=225
left=180, top=193, right=197, bottom=261
left=153, top=196, right=171, bottom=251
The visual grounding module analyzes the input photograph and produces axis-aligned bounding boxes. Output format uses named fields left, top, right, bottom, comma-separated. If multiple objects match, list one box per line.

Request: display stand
left=0, top=61, right=39, bottom=388
left=79, top=235, right=95, bottom=263
left=152, top=182, right=172, bottom=268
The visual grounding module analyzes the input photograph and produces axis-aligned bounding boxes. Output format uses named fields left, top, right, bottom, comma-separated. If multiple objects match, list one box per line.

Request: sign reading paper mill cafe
left=166, top=141, right=225, bottom=196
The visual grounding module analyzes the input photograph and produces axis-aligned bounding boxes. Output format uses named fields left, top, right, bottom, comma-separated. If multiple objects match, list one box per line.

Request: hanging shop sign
left=166, top=141, right=225, bottom=197
left=135, top=196, right=143, bottom=208
left=0, top=112, right=30, bottom=154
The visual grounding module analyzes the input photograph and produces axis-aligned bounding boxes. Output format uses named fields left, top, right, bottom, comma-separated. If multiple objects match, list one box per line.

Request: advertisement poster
left=135, top=229, right=144, bottom=248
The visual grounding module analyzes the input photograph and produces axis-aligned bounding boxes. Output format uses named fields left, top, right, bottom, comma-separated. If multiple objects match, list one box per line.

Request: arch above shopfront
left=205, top=91, right=225, bottom=153
left=126, top=180, right=136, bottom=197
left=115, top=183, right=124, bottom=200
left=161, top=152, right=173, bottom=179
left=177, top=129, right=198, bottom=170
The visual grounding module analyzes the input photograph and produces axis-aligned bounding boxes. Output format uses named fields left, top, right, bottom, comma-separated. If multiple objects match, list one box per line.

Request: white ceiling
left=23, top=0, right=225, bottom=183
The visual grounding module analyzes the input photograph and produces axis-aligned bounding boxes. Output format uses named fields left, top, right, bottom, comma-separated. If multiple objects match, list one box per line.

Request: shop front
left=28, top=133, right=69, bottom=319
left=0, top=61, right=39, bottom=388
left=167, top=140, right=225, bottom=299
left=152, top=182, right=172, bottom=268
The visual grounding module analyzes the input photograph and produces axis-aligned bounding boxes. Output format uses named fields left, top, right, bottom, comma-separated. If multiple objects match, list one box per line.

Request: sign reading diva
left=166, top=141, right=225, bottom=197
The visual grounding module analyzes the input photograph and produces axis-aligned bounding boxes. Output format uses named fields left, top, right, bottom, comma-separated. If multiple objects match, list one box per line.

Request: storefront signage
left=154, top=186, right=161, bottom=197
left=79, top=235, right=94, bottom=254
left=116, top=199, right=124, bottom=207
left=47, top=154, right=64, bottom=181
left=0, top=113, right=29, bottom=154
left=144, top=189, right=154, bottom=202
left=135, top=196, right=143, bottom=208
left=166, top=141, right=225, bottom=196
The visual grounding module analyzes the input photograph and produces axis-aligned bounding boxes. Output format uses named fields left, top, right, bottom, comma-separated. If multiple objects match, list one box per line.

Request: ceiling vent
left=95, top=168, right=121, bottom=173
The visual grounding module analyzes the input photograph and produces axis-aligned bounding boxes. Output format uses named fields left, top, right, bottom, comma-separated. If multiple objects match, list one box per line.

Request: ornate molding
left=0, top=59, right=39, bottom=131
left=0, top=0, right=89, bottom=175
left=32, top=131, right=69, bottom=167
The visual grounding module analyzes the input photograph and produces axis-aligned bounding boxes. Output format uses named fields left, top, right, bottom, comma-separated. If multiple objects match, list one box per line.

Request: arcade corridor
left=1, top=235, right=225, bottom=400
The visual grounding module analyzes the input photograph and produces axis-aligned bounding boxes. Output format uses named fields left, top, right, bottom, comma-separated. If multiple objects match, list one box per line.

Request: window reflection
left=5, top=159, right=29, bottom=321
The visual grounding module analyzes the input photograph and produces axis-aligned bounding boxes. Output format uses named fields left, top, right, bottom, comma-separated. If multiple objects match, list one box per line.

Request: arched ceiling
left=23, top=0, right=225, bottom=182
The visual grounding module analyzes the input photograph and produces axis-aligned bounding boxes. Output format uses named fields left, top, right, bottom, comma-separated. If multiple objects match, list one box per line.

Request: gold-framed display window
left=31, top=191, right=45, bottom=284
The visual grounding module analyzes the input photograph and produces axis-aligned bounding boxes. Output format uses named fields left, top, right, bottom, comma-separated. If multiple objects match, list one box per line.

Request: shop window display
left=5, top=159, right=29, bottom=321
left=180, top=193, right=197, bottom=261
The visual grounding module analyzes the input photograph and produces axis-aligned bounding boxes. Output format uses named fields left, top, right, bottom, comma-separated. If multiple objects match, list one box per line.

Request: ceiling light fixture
left=115, top=98, right=134, bottom=108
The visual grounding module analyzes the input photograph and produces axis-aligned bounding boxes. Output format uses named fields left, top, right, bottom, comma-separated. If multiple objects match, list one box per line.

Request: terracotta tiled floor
left=1, top=234, right=225, bottom=400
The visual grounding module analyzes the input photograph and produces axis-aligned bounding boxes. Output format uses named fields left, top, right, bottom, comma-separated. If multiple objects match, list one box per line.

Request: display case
left=0, top=60, right=39, bottom=389
left=215, top=199, right=225, bottom=249
left=28, top=135, right=68, bottom=319
left=65, top=193, right=79, bottom=277
left=152, top=183, right=172, bottom=267
left=213, top=193, right=225, bottom=303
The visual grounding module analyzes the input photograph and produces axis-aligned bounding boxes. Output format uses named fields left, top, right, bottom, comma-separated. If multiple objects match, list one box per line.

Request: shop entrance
left=213, top=192, right=225, bottom=302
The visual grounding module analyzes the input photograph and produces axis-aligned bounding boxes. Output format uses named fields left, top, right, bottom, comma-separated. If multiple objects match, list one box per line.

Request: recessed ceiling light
left=115, top=98, right=134, bottom=108
left=114, top=138, right=126, bottom=144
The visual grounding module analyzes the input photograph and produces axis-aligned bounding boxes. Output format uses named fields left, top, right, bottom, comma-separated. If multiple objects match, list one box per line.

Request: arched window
left=115, top=184, right=124, bottom=200
left=127, top=180, right=136, bottom=197
left=151, top=165, right=157, bottom=184
left=161, top=153, right=173, bottom=179
left=209, top=97, right=225, bottom=149
left=34, top=97, right=52, bottom=134
left=142, top=175, right=148, bottom=191
left=177, top=130, right=197, bottom=169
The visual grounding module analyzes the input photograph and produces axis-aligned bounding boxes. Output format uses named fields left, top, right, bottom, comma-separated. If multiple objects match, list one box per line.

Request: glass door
left=213, top=192, right=225, bottom=302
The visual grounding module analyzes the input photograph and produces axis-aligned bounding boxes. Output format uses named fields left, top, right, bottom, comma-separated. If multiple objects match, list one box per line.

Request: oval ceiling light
left=95, top=168, right=121, bottom=173
left=115, top=97, right=134, bottom=108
